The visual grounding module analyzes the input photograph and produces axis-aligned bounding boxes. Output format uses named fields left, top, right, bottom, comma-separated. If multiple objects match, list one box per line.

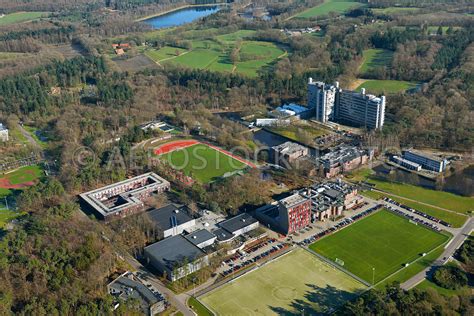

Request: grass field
left=0, top=12, right=47, bottom=26
left=366, top=177, right=473, bottom=215
left=295, top=0, right=363, bottom=19
left=160, top=144, right=248, bottom=183
left=356, top=79, right=417, bottom=94
left=267, top=123, right=327, bottom=145
left=310, top=210, right=449, bottom=284
left=200, top=248, right=367, bottom=315
left=188, top=297, right=213, bottom=316
left=359, top=49, right=393, bottom=75
left=144, top=30, right=285, bottom=77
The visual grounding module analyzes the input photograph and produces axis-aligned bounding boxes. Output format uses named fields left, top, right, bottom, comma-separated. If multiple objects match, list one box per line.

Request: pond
left=143, top=5, right=221, bottom=29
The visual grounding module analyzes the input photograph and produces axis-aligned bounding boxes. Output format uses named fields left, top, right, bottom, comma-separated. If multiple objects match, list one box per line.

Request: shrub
left=433, top=266, right=468, bottom=290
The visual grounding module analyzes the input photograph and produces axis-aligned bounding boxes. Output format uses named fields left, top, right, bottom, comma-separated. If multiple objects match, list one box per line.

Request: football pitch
left=310, top=210, right=449, bottom=284
left=199, top=248, right=367, bottom=315
left=160, top=143, right=250, bottom=183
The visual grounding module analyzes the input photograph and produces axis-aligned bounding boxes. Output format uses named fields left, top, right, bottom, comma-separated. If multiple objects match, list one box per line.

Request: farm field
left=310, top=210, right=449, bottom=284
left=356, top=79, right=417, bottom=94
left=359, top=49, right=393, bottom=75
left=200, top=248, right=367, bottom=315
left=294, top=0, right=363, bottom=19
left=157, top=141, right=252, bottom=183
left=0, top=12, right=47, bottom=26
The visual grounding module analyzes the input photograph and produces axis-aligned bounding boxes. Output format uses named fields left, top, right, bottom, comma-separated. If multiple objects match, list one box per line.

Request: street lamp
left=372, top=267, right=375, bottom=285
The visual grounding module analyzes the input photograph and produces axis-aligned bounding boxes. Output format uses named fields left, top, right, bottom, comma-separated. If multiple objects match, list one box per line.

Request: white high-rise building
left=308, top=80, right=386, bottom=130
left=307, top=78, right=338, bottom=123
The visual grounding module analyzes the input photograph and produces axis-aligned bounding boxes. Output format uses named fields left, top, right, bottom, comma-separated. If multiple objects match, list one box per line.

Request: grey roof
left=184, top=229, right=216, bottom=246
left=144, top=235, right=205, bottom=270
left=110, top=275, right=161, bottom=305
left=213, top=228, right=235, bottom=242
left=324, top=189, right=341, bottom=200
left=218, top=213, right=258, bottom=234
left=147, top=204, right=194, bottom=230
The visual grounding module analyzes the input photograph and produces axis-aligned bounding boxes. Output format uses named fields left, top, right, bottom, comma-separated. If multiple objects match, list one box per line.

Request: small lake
left=143, top=5, right=220, bottom=29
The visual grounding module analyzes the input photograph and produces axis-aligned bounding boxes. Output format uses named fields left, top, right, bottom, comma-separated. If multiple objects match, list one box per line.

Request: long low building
left=79, top=172, right=170, bottom=220
left=144, top=235, right=209, bottom=282
left=402, top=149, right=447, bottom=172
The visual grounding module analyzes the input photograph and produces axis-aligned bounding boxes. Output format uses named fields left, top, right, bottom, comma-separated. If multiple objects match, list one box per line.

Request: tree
left=433, top=266, right=468, bottom=290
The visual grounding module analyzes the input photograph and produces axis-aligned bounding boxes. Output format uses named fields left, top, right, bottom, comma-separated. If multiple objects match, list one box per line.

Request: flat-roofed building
left=79, top=172, right=170, bottom=221
left=144, top=235, right=208, bottom=281
left=403, top=150, right=447, bottom=172
left=184, top=229, right=216, bottom=249
left=147, top=204, right=196, bottom=238
left=218, top=213, right=259, bottom=237
left=318, top=144, right=373, bottom=178
left=271, top=141, right=309, bottom=167
left=391, top=155, right=422, bottom=171
left=108, top=272, right=165, bottom=315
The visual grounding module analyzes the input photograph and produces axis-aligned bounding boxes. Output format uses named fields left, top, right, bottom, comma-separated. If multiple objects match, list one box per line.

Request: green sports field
left=310, top=210, right=449, bottom=284
left=200, top=248, right=367, bottom=315
left=160, top=144, right=248, bottom=183
left=359, top=49, right=393, bottom=75
left=0, top=12, right=47, bottom=26
left=294, top=0, right=363, bottom=19
left=356, top=79, right=417, bottom=94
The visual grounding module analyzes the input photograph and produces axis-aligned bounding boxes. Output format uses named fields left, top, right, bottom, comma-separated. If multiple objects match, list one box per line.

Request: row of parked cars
left=385, top=205, right=442, bottom=232
left=300, top=204, right=384, bottom=246
left=221, top=243, right=288, bottom=277
left=383, top=197, right=450, bottom=227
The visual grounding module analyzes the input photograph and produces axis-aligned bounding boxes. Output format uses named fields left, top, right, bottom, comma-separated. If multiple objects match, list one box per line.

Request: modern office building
left=0, top=123, right=8, bottom=142
left=271, top=141, right=309, bottom=167
left=318, top=145, right=374, bottom=178
left=79, top=172, right=170, bottom=221
left=108, top=271, right=166, bottom=315
left=256, top=193, right=311, bottom=235
left=391, top=155, right=422, bottom=171
left=308, top=79, right=386, bottom=130
left=298, top=180, right=361, bottom=221
left=403, top=150, right=447, bottom=173
left=144, top=235, right=209, bottom=281
left=213, top=213, right=259, bottom=243
left=147, top=204, right=196, bottom=239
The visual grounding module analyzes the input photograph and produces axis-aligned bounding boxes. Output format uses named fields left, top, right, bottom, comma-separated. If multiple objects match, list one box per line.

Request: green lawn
left=268, top=124, right=327, bottom=144
left=359, top=49, right=393, bottom=75
left=188, top=297, right=213, bottom=316
left=416, top=278, right=471, bottom=296
left=310, top=210, right=449, bottom=284
left=0, top=12, right=47, bottom=26
left=145, top=46, right=188, bottom=62
left=160, top=144, right=248, bottom=183
left=356, top=79, right=417, bottom=94
left=200, top=248, right=367, bottom=315
left=295, top=0, right=363, bottom=19
left=216, top=30, right=256, bottom=43
left=366, top=177, right=473, bottom=215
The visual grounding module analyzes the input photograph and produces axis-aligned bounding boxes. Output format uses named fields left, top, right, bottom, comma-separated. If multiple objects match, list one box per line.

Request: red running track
left=154, top=139, right=257, bottom=168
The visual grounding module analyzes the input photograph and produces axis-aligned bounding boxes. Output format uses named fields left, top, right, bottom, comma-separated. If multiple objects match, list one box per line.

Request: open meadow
left=356, top=79, right=417, bottom=94
left=0, top=12, right=47, bottom=26
left=294, top=0, right=363, bottom=19
left=200, top=248, right=367, bottom=315
left=310, top=210, right=449, bottom=284
left=359, top=49, right=393, bottom=76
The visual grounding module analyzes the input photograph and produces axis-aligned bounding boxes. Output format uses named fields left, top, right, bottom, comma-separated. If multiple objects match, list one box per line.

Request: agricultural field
left=0, top=12, right=47, bottom=26
left=294, top=0, right=363, bottom=19
left=310, top=210, right=449, bottom=284
left=156, top=140, right=253, bottom=183
left=200, top=248, right=367, bottom=315
left=144, top=30, right=285, bottom=77
left=356, top=79, right=417, bottom=94
left=359, top=49, right=393, bottom=76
